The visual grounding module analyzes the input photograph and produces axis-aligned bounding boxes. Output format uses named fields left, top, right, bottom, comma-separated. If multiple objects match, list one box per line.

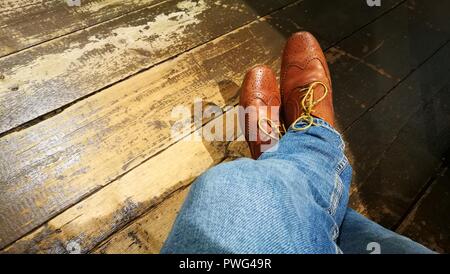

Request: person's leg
left=161, top=118, right=352, bottom=254
left=338, top=208, right=435, bottom=254
left=162, top=31, right=351, bottom=254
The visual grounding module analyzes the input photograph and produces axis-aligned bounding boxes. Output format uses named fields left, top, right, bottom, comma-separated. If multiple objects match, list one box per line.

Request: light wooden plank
left=2, top=112, right=250, bottom=253
left=92, top=140, right=249, bottom=254
left=0, top=0, right=294, bottom=134
left=0, top=11, right=286, bottom=249
left=0, top=0, right=168, bottom=56
left=0, top=0, right=403, bottom=250
left=0, top=1, right=43, bottom=13
left=94, top=187, right=191, bottom=254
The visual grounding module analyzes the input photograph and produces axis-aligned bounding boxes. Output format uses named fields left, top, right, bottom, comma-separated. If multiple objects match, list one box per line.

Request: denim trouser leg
left=161, top=118, right=433, bottom=254
left=162, top=119, right=350, bottom=253
left=338, top=209, right=435, bottom=254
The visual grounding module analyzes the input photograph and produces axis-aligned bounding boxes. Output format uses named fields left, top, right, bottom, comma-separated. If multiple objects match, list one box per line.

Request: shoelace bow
left=291, top=81, right=328, bottom=131
left=256, top=81, right=328, bottom=138
left=257, top=117, right=285, bottom=140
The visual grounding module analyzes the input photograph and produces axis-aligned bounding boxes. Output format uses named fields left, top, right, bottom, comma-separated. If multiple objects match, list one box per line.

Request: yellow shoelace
left=257, top=117, right=286, bottom=140
left=254, top=81, right=328, bottom=139
left=291, top=81, right=328, bottom=131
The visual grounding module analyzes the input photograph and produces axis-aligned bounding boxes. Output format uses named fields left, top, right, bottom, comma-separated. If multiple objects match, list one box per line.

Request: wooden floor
left=0, top=0, right=449, bottom=253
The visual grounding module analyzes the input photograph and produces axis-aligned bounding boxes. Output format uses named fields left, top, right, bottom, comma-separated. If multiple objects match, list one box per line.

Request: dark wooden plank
left=354, top=83, right=450, bottom=228
left=328, top=47, right=397, bottom=130
left=0, top=0, right=400, bottom=251
left=396, top=163, right=450, bottom=253
left=336, top=0, right=450, bottom=79
left=276, top=0, right=404, bottom=44
left=346, top=43, right=450, bottom=227
left=0, top=0, right=168, bottom=56
left=0, top=0, right=294, bottom=135
left=243, top=0, right=404, bottom=49
left=332, top=0, right=450, bottom=128
left=335, top=0, right=450, bottom=233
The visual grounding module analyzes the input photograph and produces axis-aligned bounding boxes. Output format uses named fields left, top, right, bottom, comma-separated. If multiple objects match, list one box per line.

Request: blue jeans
left=162, top=119, right=434, bottom=254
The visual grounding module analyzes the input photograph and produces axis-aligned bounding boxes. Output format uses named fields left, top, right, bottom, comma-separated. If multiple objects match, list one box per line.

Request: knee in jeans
left=194, top=159, right=255, bottom=192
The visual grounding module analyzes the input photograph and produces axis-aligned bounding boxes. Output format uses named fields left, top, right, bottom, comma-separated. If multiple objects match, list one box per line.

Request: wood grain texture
left=0, top=0, right=405, bottom=251
left=331, top=1, right=450, bottom=228
left=0, top=0, right=168, bottom=57
left=92, top=187, right=190, bottom=254
left=0, top=12, right=285, bottom=249
left=2, top=113, right=250, bottom=253
left=332, top=0, right=450, bottom=128
left=346, top=43, right=450, bottom=228
left=93, top=186, right=191, bottom=254
left=0, top=0, right=293, bottom=134
left=92, top=141, right=250, bottom=254
left=0, top=1, right=43, bottom=13
left=397, top=163, right=450, bottom=253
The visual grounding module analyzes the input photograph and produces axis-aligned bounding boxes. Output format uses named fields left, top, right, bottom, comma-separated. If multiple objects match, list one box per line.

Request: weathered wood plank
left=347, top=44, right=450, bottom=228
left=0, top=0, right=401, bottom=251
left=92, top=141, right=250, bottom=254
left=0, top=12, right=285, bottom=250
left=332, top=0, right=450, bottom=128
left=96, top=187, right=190, bottom=254
left=336, top=0, right=450, bottom=78
left=332, top=1, right=450, bottom=230
left=94, top=186, right=191, bottom=254
left=0, top=0, right=294, bottom=134
left=1, top=113, right=250, bottom=253
left=396, top=163, right=450, bottom=253
left=0, top=0, right=168, bottom=56
left=0, top=1, right=43, bottom=13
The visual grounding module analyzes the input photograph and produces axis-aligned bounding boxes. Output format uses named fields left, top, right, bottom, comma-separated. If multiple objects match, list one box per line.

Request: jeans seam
left=335, top=244, right=343, bottom=254
left=335, top=154, right=349, bottom=175
left=330, top=222, right=341, bottom=254
left=327, top=174, right=344, bottom=217
left=328, top=153, right=347, bottom=217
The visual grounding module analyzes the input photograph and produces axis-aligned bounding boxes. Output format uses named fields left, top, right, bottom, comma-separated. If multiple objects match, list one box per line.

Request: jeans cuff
left=289, top=118, right=346, bottom=150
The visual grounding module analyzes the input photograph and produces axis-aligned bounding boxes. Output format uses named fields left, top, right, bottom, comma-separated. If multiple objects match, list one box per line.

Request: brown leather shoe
left=239, top=65, right=282, bottom=159
left=281, top=32, right=335, bottom=129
